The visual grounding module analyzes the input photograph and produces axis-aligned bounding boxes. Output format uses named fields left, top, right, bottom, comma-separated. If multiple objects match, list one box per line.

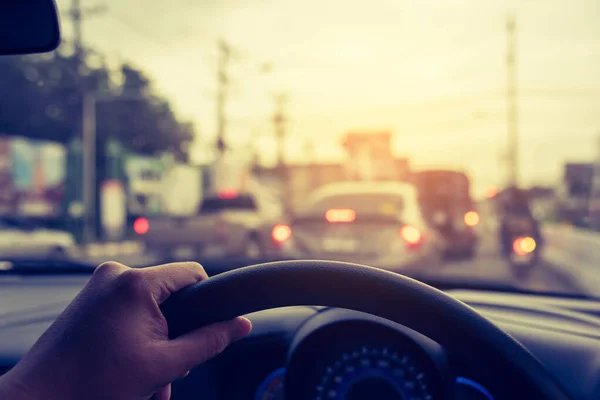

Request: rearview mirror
left=0, top=1, right=61, bottom=55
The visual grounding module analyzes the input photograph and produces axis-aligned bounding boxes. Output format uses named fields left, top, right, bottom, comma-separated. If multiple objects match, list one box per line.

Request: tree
left=0, top=51, right=194, bottom=159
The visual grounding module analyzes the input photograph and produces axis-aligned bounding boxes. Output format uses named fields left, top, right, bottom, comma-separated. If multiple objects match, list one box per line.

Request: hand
left=0, top=261, right=252, bottom=400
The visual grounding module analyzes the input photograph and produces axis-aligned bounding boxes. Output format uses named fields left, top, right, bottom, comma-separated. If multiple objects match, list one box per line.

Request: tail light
left=400, top=225, right=422, bottom=246
left=326, top=209, right=356, bottom=223
left=133, top=217, right=149, bottom=235
left=272, top=224, right=292, bottom=243
left=513, top=236, right=536, bottom=256
left=218, top=190, right=238, bottom=199
left=464, top=211, right=480, bottom=227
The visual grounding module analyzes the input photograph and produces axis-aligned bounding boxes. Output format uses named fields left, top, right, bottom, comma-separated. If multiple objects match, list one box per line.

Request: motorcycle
left=501, top=216, right=540, bottom=279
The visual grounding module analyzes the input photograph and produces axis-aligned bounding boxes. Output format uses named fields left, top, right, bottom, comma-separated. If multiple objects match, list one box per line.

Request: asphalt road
left=78, top=230, right=585, bottom=297
left=420, top=224, right=583, bottom=295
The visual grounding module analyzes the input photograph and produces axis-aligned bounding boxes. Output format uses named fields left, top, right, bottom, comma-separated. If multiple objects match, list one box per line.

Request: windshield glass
left=310, top=193, right=405, bottom=215
left=0, top=0, right=598, bottom=299
left=199, top=195, right=257, bottom=214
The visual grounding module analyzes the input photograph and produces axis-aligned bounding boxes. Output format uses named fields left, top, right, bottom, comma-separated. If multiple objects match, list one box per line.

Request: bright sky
left=55, top=0, right=600, bottom=196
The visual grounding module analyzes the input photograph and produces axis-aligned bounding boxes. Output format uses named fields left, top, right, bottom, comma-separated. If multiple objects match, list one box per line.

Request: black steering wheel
left=160, top=260, right=571, bottom=400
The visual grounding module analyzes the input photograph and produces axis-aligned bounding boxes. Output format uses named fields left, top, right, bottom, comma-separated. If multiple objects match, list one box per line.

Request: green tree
left=0, top=52, right=193, bottom=159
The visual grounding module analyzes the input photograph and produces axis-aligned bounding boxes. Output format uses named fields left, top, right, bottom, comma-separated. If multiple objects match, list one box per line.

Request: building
left=341, top=131, right=409, bottom=181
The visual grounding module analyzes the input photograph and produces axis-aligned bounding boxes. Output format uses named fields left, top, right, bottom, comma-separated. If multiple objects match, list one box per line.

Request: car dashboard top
left=0, top=276, right=600, bottom=399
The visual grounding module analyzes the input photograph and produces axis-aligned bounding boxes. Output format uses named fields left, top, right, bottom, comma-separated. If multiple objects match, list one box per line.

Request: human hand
left=0, top=261, right=252, bottom=400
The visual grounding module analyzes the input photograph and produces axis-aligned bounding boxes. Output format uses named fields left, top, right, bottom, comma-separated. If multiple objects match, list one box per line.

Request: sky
left=55, top=0, right=600, bottom=196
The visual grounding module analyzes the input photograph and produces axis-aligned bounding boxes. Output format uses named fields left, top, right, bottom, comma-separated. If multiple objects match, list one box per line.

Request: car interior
left=0, top=1, right=599, bottom=400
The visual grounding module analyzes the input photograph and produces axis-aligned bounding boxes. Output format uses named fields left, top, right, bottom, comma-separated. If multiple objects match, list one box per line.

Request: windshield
left=310, top=193, right=405, bottom=215
left=0, top=0, right=598, bottom=299
left=199, top=195, right=257, bottom=214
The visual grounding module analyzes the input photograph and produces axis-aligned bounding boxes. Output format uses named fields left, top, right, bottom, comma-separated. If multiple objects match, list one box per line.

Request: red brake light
left=134, top=217, right=149, bottom=235
left=401, top=226, right=422, bottom=245
left=464, top=211, right=480, bottom=227
left=325, top=209, right=356, bottom=223
left=513, top=236, right=536, bottom=255
left=218, top=190, right=238, bottom=199
left=272, top=224, right=292, bottom=243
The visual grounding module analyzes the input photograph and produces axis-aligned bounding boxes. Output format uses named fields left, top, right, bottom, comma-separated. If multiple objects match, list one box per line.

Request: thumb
left=151, top=384, right=171, bottom=400
left=165, top=317, right=252, bottom=375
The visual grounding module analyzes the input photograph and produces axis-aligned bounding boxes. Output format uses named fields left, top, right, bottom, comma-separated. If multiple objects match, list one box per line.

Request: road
left=423, top=223, right=583, bottom=295
left=79, top=229, right=585, bottom=297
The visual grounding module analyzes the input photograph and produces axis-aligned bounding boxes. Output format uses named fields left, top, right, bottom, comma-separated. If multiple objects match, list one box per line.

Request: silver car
left=278, top=181, right=442, bottom=272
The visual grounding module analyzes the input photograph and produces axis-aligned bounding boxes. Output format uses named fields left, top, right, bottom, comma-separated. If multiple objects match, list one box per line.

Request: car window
left=198, top=195, right=258, bottom=214
left=0, top=0, right=597, bottom=301
left=309, top=192, right=424, bottom=220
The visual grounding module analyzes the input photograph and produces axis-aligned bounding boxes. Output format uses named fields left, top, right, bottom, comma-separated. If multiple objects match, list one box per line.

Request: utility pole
left=216, top=40, right=232, bottom=158
left=67, top=0, right=106, bottom=244
left=82, top=93, right=96, bottom=244
left=68, top=0, right=106, bottom=64
left=70, top=0, right=84, bottom=59
left=506, top=13, right=519, bottom=188
left=274, top=94, right=287, bottom=169
left=588, top=134, right=600, bottom=229
left=273, top=94, right=289, bottom=213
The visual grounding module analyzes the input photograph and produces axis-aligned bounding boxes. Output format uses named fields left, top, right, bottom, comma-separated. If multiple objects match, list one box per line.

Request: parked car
left=0, top=218, right=75, bottom=260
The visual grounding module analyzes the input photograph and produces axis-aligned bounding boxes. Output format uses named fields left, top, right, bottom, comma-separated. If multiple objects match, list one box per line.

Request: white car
left=0, top=218, right=75, bottom=260
left=277, top=181, right=442, bottom=272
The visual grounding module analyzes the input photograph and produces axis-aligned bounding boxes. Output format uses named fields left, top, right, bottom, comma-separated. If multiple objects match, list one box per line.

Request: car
left=0, top=218, right=74, bottom=261
left=0, top=259, right=596, bottom=400
left=139, top=190, right=284, bottom=261
left=274, top=181, right=442, bottom=272
left=411, top=170, right=479, bottom=260
left=1, top=2, right=597, bottom=400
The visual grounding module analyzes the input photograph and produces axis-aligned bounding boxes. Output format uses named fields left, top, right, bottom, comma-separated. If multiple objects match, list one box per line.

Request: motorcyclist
left=498, top=186, right=543, bottom=257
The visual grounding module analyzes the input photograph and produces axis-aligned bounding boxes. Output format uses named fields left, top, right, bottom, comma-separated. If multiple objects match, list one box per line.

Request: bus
left=411, top=169, right=478, bottom=260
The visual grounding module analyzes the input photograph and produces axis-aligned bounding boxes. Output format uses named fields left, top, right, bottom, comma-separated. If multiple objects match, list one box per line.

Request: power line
left=67, top=0, right=106, bottom=62
left=104, top=9, right=177, bottom=51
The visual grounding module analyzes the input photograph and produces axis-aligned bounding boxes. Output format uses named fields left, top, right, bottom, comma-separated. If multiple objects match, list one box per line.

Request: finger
left=165, top=317, right=252, bottom=374
left=141, top=262, right=208, bottom=304
left=92, top=261, right=130, bottom=280
left=151, top=384, right=171, bottom=400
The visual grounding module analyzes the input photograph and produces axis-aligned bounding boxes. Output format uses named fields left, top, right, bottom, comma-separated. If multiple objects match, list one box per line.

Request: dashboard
left=1, top=275, right=600, bottom=399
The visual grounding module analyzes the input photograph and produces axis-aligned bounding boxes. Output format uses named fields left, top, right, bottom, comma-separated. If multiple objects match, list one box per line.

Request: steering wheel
left=160, top=260, right=571, bottom=400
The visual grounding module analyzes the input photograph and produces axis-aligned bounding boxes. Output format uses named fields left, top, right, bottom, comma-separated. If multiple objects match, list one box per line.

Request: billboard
left=0, top=136, right=67, bottom=217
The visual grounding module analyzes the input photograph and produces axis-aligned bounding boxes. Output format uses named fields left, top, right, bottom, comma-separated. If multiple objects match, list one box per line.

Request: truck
left=138, top=188, right=284, bottom=261
left=138, top=158, right=285, bottom=261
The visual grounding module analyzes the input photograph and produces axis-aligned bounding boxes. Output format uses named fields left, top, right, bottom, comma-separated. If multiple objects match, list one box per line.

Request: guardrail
left=542, top=224, right=600, bottom=295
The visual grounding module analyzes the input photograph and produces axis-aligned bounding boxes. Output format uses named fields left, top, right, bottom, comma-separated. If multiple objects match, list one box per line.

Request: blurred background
left=0, top=0, right=599, bottom=296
